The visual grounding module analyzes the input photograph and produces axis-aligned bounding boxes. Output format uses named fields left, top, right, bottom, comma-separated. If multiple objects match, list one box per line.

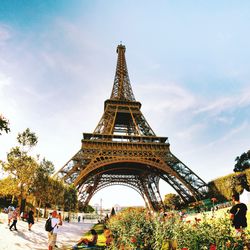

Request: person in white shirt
left=48, top=210, right=60, bottom=250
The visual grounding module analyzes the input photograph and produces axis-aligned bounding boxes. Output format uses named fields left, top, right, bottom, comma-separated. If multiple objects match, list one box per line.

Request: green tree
left=17, top=128, right=38, bottom=150
left=34, top=177, right=65, bottom=218
left=81, top=204, right=95, bottom=213
left=61, top=184, right=78, bottom=222
left=234, top=150, right=250, bottom=172
left=63, top=184, right=78, bottom=212
left=30, top=158, right=55, bottom=220
left=0, top=129, right=39, bottom=207
left=1, top=147, right=39, bottom=206
left=163, top=193, right=181, bottom=210
left=0, top=114, right=10, bottom=135
left=48, top=178, right=65, bottom=206
left=38, top=158, right=55, bottom=175
left=110, top=207, right=116, bottom=216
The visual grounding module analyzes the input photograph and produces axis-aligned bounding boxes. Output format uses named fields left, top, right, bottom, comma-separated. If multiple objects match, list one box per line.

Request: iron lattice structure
left=56, top=44, right=208, bottom=210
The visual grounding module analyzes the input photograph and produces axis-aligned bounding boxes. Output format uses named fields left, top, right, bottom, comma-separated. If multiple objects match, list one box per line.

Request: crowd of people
left=3, top=206, right=63, bottom=250
left=3, top=205, right=103, bottom=249
left=5, top=205, right=35, bottom=232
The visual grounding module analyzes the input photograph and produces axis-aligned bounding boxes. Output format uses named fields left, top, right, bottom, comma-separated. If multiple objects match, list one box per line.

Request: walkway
left=0, top=213, right=95, bottom=250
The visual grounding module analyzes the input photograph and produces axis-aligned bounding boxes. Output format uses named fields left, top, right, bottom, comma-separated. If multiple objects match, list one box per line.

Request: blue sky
left=0, top=1, right=250, bottom=209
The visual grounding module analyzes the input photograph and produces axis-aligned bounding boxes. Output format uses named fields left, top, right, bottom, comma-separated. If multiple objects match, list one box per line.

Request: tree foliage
left=234, top=150, right=250, bottom=172
left=80, top=203, right=94, bottom=213
left=208, top=170, right=250, bottom=201
left=30, top=158, right=55, bottom=208
left=208, top=173, right=237, bottom=200
left=63, top=184, right=78, bottom=212
left=46, top=178, right=65, bottom=208
left=1, top=146, right=39, bottom=201
left=39, top=158, right=55, bottom=176
left=17, top=128, right=38, bottom=150
left=0, top=114, right=10, bottom=135
left=0, top=177, right=19, bottom=196
left=163, top=193, right=181, bottom=209
left=0, top=128, right=79, bottom=215
left=0, top=129, right=39, bottom=204
left=110, top=207, right=116, bottom=216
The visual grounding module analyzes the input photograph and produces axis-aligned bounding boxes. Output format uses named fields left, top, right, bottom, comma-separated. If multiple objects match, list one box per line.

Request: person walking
left=58, top=212, right=63, bottom=225
left=54, top=212, right=63, bottom=248
left=7, top=204, right=14, bottom=226
left=9, top=206, right=20, bottom=231
left=27, top=208, right=34, bottom=231
left=230, top=193, right=248, bottom=234
left=48, top=210, right=60, bottom=250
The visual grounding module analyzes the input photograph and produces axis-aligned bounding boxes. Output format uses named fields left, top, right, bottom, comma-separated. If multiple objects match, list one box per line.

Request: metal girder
left=77, top=172, right=162, bottom=209
left=93, top=102, right=155, bottom=136
left=164, top=152, right=208, bottom=199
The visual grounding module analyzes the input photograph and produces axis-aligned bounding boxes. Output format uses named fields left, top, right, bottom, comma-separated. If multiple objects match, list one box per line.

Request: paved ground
left=0, top=213, right=95, bottom=250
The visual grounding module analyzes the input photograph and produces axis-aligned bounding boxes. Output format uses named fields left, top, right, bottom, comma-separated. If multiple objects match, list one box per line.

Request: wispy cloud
left=137, top=81, right=196, bottom=113
left=199, top=121, right=248, bottom=152
left=175, top=123, right=206, bottom=140
left=194, top=87, right=250, bottom=117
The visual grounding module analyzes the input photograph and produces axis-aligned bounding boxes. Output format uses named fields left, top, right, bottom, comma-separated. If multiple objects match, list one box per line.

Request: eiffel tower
left=56, top=44, right=208, bottom=210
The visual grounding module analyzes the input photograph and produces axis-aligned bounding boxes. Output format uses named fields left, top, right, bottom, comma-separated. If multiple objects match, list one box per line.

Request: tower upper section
left=110, top=44, right=136, bottom=101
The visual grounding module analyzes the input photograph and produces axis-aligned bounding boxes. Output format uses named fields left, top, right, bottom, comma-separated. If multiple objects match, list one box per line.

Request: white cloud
left=137, top=81, right=196, bottom=113
left=194, top=87, right=250, bottom=117
left=194, top=97, right=234, bottom=115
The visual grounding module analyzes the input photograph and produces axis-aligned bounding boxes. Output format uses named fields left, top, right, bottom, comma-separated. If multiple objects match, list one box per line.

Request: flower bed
left=107, top=208, right=249, bottom=250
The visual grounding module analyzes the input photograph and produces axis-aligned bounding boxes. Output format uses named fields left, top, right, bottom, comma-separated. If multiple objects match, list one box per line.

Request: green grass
left=187, top=204, right=250, bottom=230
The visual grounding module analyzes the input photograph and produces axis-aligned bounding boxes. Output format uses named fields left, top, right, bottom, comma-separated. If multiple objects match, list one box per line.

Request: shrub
left=107, top=207, right=154, bottom=249
left=107, top=209, right=249, bottom=250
